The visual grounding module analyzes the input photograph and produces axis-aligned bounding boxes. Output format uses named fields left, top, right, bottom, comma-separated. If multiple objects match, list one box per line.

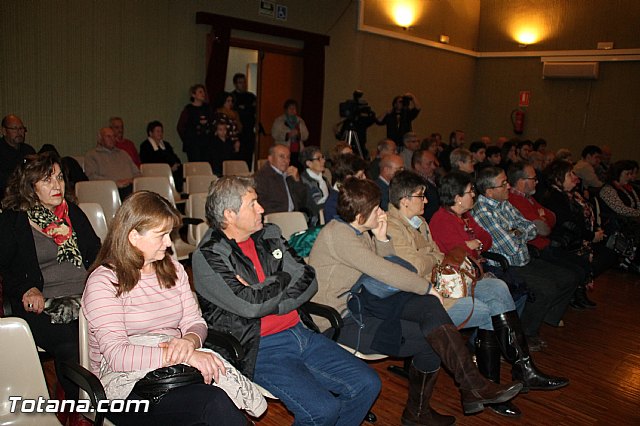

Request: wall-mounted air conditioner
left=542, top=62, right=599, bottom=79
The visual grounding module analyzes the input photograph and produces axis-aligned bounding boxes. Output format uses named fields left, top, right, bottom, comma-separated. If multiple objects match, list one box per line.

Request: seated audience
left=597, top=160, right=640, bottom=271
left=110, top=116, right=141, bottom=168
left=271, top=99, right=308, bottom=169
left=595, top=144, right=612, bottom=183
left=323, top=153, right=367, bottom=223
left=469, top=167, right=578, bottom=347
left=411, top=149, right=440, bottom=222
left=85, top=127, right=141, bottom=200
left=400, top=132, right=421, bottom=168
left=388, top=171, right=568, bottom=417
left=450, top=148, right=475, bottom=175
left=573, top=145, right=604, bottom=193
left=439, top=130, right=465, bottom=172
left=83, top=191, right=247, bottom=425
left=533, top=138, right=547, bottom=154
left=516, top=140, right=533, bottom=163
left=299, top=146, right=330, bottom=226
left=485, top=146, right=502, bottom=167
left=430, top=171, right=528, bottom=317
left=0, top=152, right=100, bottom=426
left=140, top=120, right=183, bottom=192
left=376, top=153, right=404, bottom=210
left=421, top=135, right=439, bottom=156
left=469, top=141, right=487, bottom=168
left=555, top=148, right=573, bottom=163
left=254, top=144, right=306, bottom=216
left=38, top=144, right=88, bottom=200
left=309, top=177, right=522, bottom=425
left=1, top=114, right=36, bottom=197
left=367, top=138, right=397, bottom=180
left=193, top=176, right=380, bottom=425
left=538, top=161, right=618, bottom=305
left=500, top=141, right=518, bottom=171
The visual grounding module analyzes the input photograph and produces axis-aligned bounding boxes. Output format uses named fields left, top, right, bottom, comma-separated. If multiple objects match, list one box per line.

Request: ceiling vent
left=542, top=62, right=599, bottom=79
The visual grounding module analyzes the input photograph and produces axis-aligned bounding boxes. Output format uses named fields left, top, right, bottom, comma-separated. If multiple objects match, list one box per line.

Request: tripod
left=344, top=129, right=365, bottom=159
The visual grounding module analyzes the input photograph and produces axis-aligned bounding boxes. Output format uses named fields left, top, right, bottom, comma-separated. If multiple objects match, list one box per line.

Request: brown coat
left=309, top=219, right=431, bottom=331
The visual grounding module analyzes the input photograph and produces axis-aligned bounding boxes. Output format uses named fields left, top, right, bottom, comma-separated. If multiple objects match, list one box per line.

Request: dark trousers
left=339, top=293, right=453, bottom=372
left=516, top=258, right=577, bottom=336
left=107, top=384, right=246, bottom=426
left=10, top=299, right=79, bottom=400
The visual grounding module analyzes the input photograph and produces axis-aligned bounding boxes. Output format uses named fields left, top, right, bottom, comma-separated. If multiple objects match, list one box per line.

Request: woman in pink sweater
left=83, top=191, right=246, bottom=425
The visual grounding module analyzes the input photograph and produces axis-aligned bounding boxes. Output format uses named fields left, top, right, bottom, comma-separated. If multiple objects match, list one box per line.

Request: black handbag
left=606, top=232, right=634, bottom=257
left=132, top=365, right=204, bottom=404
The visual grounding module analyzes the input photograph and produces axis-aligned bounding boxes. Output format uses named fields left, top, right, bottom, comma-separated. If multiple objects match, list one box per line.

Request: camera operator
left=335, top=91, right=375, bottom=160
left=376, top=92, right=421, bottom=148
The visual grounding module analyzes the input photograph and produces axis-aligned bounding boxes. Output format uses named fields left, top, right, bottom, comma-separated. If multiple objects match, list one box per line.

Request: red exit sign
left=519, top=91, right=530, bottom=107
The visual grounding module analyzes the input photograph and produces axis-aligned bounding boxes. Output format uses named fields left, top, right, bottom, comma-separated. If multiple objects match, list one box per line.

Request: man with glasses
left=508, top=163, right=555, bottom=252
left=472, top=166, right=577, bottom=349
left=1, top=114, right=36, bottom=196
left=376, top=153, right=404, bottom=210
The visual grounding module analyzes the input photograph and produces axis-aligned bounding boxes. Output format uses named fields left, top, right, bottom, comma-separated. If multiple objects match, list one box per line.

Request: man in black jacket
left=193, top=176, right=380, bottom=426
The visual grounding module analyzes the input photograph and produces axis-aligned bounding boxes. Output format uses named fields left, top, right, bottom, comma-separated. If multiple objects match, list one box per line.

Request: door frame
left=196, top=12, right=330, bottom=147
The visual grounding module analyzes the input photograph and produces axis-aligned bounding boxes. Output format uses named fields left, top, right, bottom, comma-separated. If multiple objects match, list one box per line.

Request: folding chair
left=75, top=180, right=121, bottom=226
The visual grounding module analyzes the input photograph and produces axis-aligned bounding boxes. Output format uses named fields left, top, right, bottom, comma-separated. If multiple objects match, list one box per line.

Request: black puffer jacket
left=193, top=223, right=318, bottom=379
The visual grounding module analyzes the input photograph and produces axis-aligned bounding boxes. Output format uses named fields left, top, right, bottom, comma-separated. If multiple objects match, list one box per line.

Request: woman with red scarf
left=0, top=152, right=100, bottom=426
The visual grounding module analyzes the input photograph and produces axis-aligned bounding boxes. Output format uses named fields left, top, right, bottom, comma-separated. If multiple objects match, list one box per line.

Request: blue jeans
left=446, top=277, right=516, bottom=330
left=253, top=323, right=381, bottom=426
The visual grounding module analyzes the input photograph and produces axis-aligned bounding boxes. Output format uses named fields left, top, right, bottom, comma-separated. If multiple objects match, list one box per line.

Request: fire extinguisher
left=511, top=109, right=525, bottom=135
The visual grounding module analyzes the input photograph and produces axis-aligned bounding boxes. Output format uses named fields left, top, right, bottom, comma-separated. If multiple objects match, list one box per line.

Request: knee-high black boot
left=426, top=324, right=523, bottom=415
left=492, top=311, right=570, bottom=392
left=401, top=365, right=456, bottom=426
left=475, top=329, right=521, bottom=417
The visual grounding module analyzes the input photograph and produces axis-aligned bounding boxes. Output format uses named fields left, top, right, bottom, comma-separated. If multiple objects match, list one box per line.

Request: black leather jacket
left=193, top=223, right=317, bottom=378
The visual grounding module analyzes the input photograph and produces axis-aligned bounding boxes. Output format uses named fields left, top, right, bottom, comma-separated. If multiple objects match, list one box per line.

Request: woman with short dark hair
left=310, top=177, right=522, bottom=425
left=391, top=170, right=568, bottom=418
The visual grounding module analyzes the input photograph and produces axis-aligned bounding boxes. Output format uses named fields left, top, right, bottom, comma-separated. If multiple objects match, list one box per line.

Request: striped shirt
left=471, top=195, right=537, bottom=267
left=82, top=260, right=207, bottom=376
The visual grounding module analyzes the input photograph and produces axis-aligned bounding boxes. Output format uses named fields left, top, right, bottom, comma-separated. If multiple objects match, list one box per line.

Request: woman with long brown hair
left=83, top=191, right=247, bottom=425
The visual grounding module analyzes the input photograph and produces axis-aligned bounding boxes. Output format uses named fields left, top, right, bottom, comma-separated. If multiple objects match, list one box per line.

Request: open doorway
left=226, top=46, right=304, bottom=167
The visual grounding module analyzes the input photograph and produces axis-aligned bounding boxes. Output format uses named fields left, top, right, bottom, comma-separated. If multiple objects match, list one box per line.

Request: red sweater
left=430, top=207, right=493, bottom=259
left=508, top=190, right=556, bottom=250
left=116, top=138, right=141, bottom=168
left=237, top=238, right=299, bottom=337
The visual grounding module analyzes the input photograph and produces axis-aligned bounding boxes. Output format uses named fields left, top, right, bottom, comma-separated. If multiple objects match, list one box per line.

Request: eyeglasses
left=464, top=187, right=476, bottom=195
left=488, top=181, right=509, bottom=189
left=311, top=155, right=325, bottom=161
left=408, top=194, right=426, bottom=200
left=3, top=126, right=27, bottom=132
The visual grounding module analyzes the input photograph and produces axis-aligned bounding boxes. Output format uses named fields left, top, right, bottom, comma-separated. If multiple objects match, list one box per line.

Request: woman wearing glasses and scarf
left=389, top=170, right=568, bottom=418
left=0, top=152, right=100, bottom=425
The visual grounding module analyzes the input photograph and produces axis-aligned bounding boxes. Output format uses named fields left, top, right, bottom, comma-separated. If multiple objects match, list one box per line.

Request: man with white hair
left=85, top=127, right=140, bottom=199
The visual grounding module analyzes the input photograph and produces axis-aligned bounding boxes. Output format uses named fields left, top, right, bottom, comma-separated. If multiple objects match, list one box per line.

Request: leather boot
left=426, top=324, right=523, bottom=415
left=475, top=329, right=521, bottom=418
left=401, top=365, right=456, bottom=426
left=574, top=285, right=596, bottom=308
left=492, top=311, right=570, bottom=392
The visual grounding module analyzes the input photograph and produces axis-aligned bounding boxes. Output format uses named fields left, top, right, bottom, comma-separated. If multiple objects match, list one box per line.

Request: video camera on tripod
left=338, top=90, right=375, bottom=158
